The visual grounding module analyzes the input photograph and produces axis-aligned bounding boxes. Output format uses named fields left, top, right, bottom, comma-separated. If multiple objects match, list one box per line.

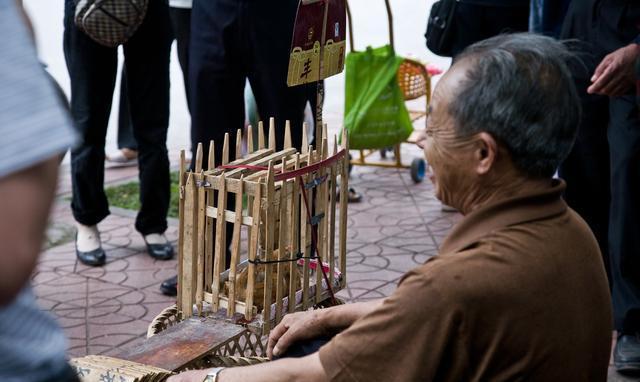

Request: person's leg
left=170, top=6, right=192, bottom=111
left=122, top=0, right=173, bottom=241
left=558, top=87, right=611, bottom=280
left=246, top=0, right=307, bottom=151
left=116, top=70, right=137, bottom=151
left=63, top=0, right=116, bottom=254
left=608, top=94, right=640, bottom=333
left=190, top=0, right=245, bottom=164
left=609, top=94, right=640, bottom=372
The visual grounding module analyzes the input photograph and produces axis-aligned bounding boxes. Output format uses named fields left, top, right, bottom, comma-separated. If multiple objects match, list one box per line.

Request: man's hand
left=588, top=43, right=640, bottom=96
left=267, top=310, right=327, bottom=359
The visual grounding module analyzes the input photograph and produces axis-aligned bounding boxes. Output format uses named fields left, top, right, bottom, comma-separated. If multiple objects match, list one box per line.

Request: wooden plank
left=245, top=183, right=262, bottom=321
left=289, top=154, right=301, bottom=313
left=212, top=173, right=227, bottom=312
left=181, top=174, right=197, bottom=318
left=227, top=176, right=244, bottom=317
left=196, top=172, right=207, bottom=315
left=263, top=162, right=276, bottom=334
left=176, top=150, right=186, bottom=314
left=116, top=317, right=247, bottom=372
left=205, top=206, right=253, bottom=226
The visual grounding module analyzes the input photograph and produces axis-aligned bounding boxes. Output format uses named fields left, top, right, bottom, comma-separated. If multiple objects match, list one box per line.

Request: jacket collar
left=439, top=179, right=567, bottom=255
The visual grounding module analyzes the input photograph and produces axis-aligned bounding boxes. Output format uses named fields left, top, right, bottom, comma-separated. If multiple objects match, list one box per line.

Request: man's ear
left=474, top=132, right=498, bottom=175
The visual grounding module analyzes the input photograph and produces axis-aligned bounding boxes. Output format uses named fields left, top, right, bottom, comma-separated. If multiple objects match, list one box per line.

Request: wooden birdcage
left=176, top=118, right=349, bottom=336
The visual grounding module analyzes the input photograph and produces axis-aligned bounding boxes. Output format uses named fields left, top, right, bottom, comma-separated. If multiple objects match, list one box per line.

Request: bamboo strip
left=195, top=143, right=203, bottom=173
left=222, top=133, right=230, bottom=165
left=236, top=129, right=243, bottom=160
left=247, top=126, right=254, bottom=154
left=177, top=150, right=186, bottom=315
left=268, top=117, right=276, bottom=150
left=275, top=157, right=288, bottom=323
left=329, top=140, right=338, bottom=287
left=339, top=130, right=349, bottom=287
left=204, top=142, right=215, bottom=293
left=245, top=183, right=262, bottom=320
left=258, top=121, right=265, bottom=150
left=315, top=139, right=328, bottom=301
left=263, top=162, right=276, bottom=334
left=301, top=147, right=314, bottom=309
left=212, top=173, right=227, bottom=312
left=289, top=154, right=301, bottom=313
left=284, top=120, right=292, bottom=150
left=181, top=174, right=197, bottom=317
left=196, top=171, right=207, bottom=315
left=228, top=176, right=244, bottom=317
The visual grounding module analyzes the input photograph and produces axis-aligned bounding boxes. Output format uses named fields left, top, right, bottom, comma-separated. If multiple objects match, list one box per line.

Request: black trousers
left=450, top=3, right=529, bottom=58
left=117, top=6, right=192, bottom=150
left=189, top=0, right=310, bottom=166
left=63, top=0, right=172, bottom=235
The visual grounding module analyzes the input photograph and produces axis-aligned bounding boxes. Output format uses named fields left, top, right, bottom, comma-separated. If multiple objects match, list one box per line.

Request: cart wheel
left=410, top=158, right=426, bottom=183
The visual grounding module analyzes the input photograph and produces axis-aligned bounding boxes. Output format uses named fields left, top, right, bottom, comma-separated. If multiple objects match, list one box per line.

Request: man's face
left=424, top=63, right=478, bottom=209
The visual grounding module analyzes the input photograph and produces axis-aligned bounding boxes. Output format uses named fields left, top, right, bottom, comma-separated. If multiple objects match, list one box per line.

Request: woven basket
left=397, top=58, right=430, bottom=101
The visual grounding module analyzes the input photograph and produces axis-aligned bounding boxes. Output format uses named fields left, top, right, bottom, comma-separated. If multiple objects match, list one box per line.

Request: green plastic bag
left=344, top=45, right=413, bottom=150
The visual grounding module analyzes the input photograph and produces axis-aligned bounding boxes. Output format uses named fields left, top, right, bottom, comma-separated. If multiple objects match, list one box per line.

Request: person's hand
left=267, top=310, right=327, bottom=359
left=167, top=369, right=209, bottom=382
left=588, top=43, right=640, bottom=97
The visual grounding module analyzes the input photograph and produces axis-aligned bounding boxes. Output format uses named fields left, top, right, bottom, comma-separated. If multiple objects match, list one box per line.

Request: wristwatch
left=203, top=367, right=226, bottom=382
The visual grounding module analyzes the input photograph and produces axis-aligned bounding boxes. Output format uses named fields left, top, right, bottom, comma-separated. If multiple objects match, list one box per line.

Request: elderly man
left=168, top=33, right=612, bottom=382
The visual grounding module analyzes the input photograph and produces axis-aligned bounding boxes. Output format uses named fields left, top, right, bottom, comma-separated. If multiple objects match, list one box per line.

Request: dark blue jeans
left=63, top=0, right=173, bottom=235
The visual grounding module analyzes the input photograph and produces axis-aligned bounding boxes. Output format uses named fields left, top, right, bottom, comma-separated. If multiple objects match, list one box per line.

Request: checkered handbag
left=75, top=0, right=149, bottom=47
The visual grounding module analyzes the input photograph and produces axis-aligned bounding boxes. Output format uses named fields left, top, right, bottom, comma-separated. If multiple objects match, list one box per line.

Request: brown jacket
left=319, top=180, right=612, bottom=381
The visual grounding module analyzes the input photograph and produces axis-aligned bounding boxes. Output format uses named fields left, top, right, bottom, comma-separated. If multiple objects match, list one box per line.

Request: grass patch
left=105, top=171, right=180, bottom=218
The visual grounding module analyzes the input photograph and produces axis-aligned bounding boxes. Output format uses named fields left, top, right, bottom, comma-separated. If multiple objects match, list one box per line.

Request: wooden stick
left=222, top=133, right=230, bottom=165
left=258, top=121, right=265, bottom=150
left=236, top=129, right=243, bottom=160
left=212, top=173, right=227, bottom=312
left=181, top=173, right=197, bottom=318
left=315, top=138, right=329, bottom=302
left=177, top=150, right=186, bottom=315
left=196, top=171, right=207, bottom=315
left=284, top=120, right=292, bottom=149
left=275, top=157, right=288, bottom=323
left=245, top=182, right=262, bottom=320
left=195, top=143, right=203, bottom=173
left=302, top=122, right=309, bottom=152
left=228, top=175, right=244, bottom=317
left=322, top=123, right=328, bottom=143
left=204, top=141, right=216, bottom=292
left=263, top=161, right=276, bottom=334
left=329, top=139, right=338, bottom=288
left=268, top=117, right=276, bottom=150
left=247, top=126, right=254, bottom=154
left=339, top=130, right=349, bottom=288
left=301, top=150, right=314, bottom=309
left=289, top=154, right=301, bottom=313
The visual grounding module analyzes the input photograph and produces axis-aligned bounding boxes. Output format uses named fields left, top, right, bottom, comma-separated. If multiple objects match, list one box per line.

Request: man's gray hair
left=450, top=33, right=580, bottom=178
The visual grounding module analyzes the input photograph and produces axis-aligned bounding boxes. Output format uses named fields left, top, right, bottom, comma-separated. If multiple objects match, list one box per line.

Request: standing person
left=110, top=0, right=193, bottom=171
left=64, top=0, right=174, bottom=266
left=189, top=0, right=309, bottom=165
left=559, top=0, right=640, bottom=373
left=0, top=2, right=79, bottom=381
left=445, top=0, right=529, bottom=58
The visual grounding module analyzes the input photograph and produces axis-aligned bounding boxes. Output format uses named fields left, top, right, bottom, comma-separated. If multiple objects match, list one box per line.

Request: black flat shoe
left=144, top=238, right=174, bottom=260
left=615, top=334, right=640, bottom=373
left=160, top=275, right=178, bottom=296
left=75, top=246, right=106, bottom=266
